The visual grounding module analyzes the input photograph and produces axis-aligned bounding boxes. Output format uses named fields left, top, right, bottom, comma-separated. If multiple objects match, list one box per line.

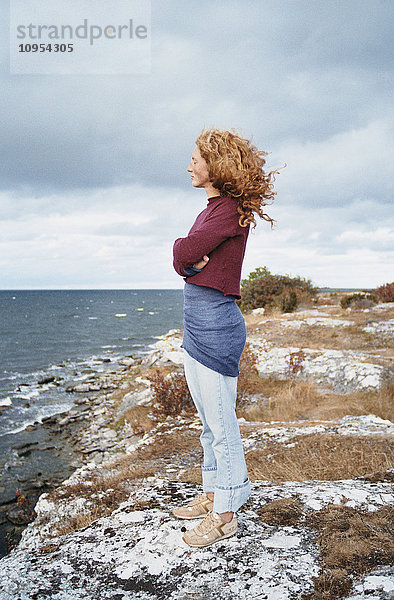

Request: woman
left=172, top=128, right=277, bottom=548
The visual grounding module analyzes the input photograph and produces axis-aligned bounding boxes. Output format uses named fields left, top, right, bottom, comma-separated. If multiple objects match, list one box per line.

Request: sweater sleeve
left=173, top=201, right=238, bottom=276
left=183, top=266, right=202, bottom=276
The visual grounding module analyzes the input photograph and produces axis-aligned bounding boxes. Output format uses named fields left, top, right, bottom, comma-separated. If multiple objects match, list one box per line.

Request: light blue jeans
left=183, top=349, right=251, bottom=514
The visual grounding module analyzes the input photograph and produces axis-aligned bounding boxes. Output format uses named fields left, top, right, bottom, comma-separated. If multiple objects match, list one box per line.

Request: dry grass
left=178, top=465, right=202, bottom=485
left=39, top=543, right=60, bottom=555
left=238, top=380, right=394, bottom=423
left=238, top=380, right=319, bottom=422
left=46, top=460, right=161, bottom=538
left=245, top=434, right=394, bottom=482
left=303, top=504, right=394, bottom=600
left=123, top=405, right=155, bottom=435
left=49, top=464, right=156, bottom=503
left=246, top=295, right=393, bottom=353
left=135, top=427, right=200, bottom=460
left=55, top=506, right=111, bottom=537
left=257, top=497, right=304, bottom=526
left=49, top=422, right=199, bottom=501
left=251, top=322, right=386, bottom=353
left=256, top=496, right=394, bottom=600
left=45, top=421, right=202, bottom=538
left=237, top=373, right=290, bottom=398
left=53, top=498, right=162, bottom=538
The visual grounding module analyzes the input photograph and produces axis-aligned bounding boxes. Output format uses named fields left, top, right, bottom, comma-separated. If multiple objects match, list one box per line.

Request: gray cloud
left=1, top=0, right=392, bottom=194
left=0, top=0, right=393, bottom=289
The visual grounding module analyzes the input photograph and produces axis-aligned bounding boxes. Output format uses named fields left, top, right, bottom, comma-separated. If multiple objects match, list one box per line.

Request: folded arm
left=173, top=204, right=237, bottom=276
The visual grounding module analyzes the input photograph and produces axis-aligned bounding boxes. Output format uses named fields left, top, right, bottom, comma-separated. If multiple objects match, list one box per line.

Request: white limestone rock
left=144, top=330, right=184, bottom=367
left=1, top=479, right=392, bottom=600
left=362, top=319, right=394, bottom=339
left=251, top=343, right=384, bottom=392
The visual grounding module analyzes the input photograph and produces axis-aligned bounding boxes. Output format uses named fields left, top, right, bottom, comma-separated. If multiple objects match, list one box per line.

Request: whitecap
left=0, top=397, right=12, bottom=407
left=148, top=312, right=155, bottom=315
left=88, top=317, right=98, bottom=320
left=115, top=313, right=127, bottom=317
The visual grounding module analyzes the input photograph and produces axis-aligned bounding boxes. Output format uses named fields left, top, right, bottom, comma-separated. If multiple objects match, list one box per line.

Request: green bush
left=238, top=266, right=317, bottom=313
left=340, top=293, right=378, bottom=309
left=281, top=290, right=298, bottom=313
left=375, top=282, right=394, bottom=303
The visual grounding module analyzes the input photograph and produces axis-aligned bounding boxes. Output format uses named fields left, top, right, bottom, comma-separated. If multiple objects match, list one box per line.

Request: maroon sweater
left=173, top=196, right=250, bottom=298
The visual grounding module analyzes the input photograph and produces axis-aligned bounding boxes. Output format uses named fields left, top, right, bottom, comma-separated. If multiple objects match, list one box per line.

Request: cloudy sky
left=1, top=0, right=393, bottom=290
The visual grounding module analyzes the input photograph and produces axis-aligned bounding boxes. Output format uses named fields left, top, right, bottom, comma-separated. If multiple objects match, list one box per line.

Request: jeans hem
left=213, top=479, right=251, bottom=513
left=202, top=467, right=217, bottom=491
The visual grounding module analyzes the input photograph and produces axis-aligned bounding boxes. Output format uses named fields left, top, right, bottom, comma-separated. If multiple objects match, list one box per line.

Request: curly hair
left=196, top=128, right=280, bottom=228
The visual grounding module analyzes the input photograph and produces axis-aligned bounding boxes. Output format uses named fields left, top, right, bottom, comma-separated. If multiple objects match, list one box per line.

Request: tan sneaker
left=183, top=511, right=238, bottom=548
left=172, top=492, right=213, bottom=520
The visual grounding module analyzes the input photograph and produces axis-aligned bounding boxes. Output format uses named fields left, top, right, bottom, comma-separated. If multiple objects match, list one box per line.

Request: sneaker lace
left=196, top=512, right=220, bottom=535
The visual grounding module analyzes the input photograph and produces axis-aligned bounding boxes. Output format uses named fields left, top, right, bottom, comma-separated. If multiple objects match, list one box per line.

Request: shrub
left=375, top=282, right=394, bottom=303
left=148, top=344, right=259, bottom=417
left=147, top=369, right=194, bottom=418
left=340, top=293, right=377, bottom=309
left=281, top=289, right=298, bottom=313
left=238, top=266, right=317, bottom=313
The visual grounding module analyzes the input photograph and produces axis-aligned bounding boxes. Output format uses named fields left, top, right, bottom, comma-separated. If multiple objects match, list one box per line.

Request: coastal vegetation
left=338, top=282, right=394, bottom=309
left=340, top=292, right=378, bottom=309
left=375, top=281, right=394, bottom=303
left=238, top=266, right=318, bottom=313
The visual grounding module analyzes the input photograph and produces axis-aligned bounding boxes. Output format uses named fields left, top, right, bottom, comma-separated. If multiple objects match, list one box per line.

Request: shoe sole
left=182, top=529, right=237, bottom=548
left=172, top=511, right=210, bottom=520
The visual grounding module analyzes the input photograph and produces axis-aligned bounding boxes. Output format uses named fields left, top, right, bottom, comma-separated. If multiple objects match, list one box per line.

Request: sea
left=0, top=289, right=183, bottom=438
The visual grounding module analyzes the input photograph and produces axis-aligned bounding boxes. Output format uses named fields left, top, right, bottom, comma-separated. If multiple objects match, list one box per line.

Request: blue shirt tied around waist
left=182, top=282, right=247, bottom=377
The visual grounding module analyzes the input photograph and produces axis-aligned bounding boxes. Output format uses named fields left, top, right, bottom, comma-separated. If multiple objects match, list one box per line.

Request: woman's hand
left=193, top=255, right=209, bottom=270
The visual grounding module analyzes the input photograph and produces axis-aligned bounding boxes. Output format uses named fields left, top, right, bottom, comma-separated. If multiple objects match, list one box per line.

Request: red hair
left=196, top=128, right=280, bottom=227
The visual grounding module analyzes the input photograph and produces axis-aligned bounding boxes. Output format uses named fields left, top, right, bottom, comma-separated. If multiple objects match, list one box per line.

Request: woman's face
left=187, top=146, right=211, bottom=190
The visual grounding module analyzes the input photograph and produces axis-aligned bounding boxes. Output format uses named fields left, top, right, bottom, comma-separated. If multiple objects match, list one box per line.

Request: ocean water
left=0, top=289, right=184, bottom=438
